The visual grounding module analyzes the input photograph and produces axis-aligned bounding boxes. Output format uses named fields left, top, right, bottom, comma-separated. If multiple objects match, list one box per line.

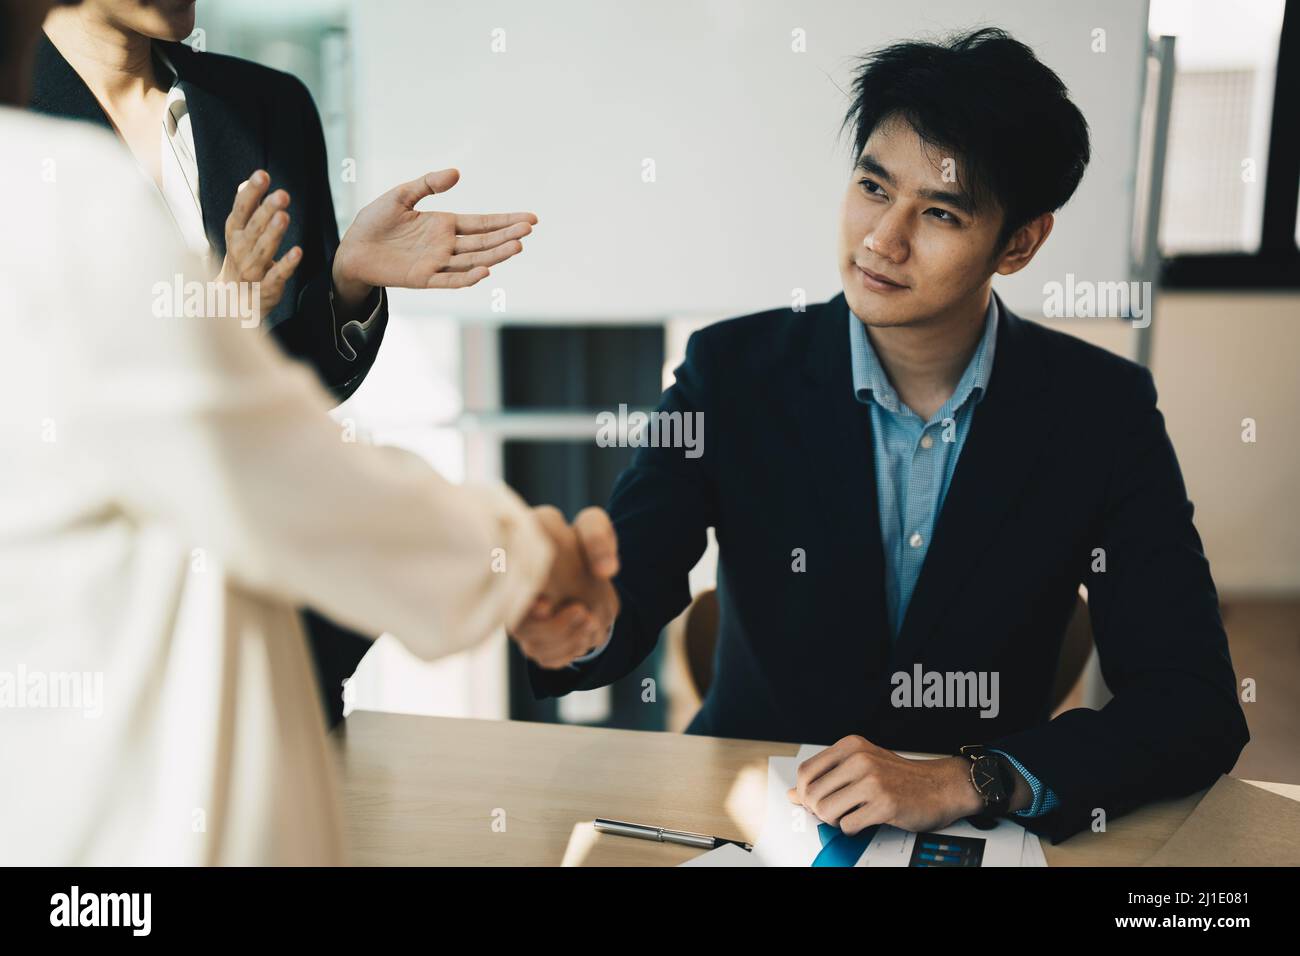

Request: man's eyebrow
left=854, top=154, right=893, bottom=184
left=855, top=153, right=977, bottom=217
left=917, top=186, right=976, bottom=216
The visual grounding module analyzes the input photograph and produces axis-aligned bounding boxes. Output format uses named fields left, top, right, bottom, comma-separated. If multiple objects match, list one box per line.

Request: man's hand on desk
left=787, top=735, right=1031, bottom=834
left=510, top=506, right=620, bottom=670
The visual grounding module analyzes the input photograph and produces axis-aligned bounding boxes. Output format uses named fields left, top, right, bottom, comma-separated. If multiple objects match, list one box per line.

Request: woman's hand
left=216, top=169, right=303, bottom=320
left=331, top=168, right=536, bottom=309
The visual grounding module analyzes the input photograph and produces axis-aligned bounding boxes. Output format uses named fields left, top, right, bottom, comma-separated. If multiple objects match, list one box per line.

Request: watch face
left=972, top=756, right=1008, bottom=803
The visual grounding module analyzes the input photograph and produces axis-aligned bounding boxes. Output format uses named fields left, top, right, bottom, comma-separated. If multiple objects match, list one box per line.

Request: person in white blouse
left=0, top=0, right=618, bottom=865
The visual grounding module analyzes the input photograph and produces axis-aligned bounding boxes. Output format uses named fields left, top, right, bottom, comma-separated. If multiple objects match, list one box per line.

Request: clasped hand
left=513, top=506, right=621, bottom=670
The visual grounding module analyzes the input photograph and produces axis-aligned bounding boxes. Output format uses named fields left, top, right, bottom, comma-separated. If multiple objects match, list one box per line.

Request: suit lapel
left=29, top=36, right=264, bottom=260
left=29, top=33, right=114, bottom=130
left=157, top=42, right=265, bottom=258
left=888, top=294, right=1052, bottom=670
left=794, top=293, right=892, bottom=673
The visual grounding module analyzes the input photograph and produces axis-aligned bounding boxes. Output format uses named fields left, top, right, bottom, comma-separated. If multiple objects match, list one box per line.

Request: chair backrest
left=680, top=588, right=1095, bottom=713
left=680, top=588, right=720, bottom=699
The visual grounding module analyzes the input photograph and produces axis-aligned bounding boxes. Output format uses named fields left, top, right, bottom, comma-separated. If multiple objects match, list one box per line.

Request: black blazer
left=30, top=33, right=387, bottom=403
left=530, top=291, right=1250, bottom=844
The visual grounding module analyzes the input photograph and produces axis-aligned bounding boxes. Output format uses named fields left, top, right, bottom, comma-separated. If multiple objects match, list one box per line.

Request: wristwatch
left=958, top=744, right=1016, bottom=828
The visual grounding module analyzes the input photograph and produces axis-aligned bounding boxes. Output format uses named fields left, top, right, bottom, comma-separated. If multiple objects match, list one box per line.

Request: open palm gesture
left=334, top=168, right=536, bottom=291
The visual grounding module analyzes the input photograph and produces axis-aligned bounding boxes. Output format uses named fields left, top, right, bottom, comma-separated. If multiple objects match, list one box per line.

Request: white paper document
left=680, top=743, right=1047, bottom=867
left=678, top=842, right=759, bottom=867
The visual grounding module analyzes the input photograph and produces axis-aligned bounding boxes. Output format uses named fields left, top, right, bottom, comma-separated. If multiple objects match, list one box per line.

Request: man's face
left=838, top=115, right=1005, bottom=329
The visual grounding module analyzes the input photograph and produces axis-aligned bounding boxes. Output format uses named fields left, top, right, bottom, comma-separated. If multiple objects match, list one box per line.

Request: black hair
left=842, top=27, right=1090, bottom=251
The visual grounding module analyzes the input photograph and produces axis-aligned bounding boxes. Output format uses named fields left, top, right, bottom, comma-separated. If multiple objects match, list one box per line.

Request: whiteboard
left=350, top=0, right=1149, bottom=321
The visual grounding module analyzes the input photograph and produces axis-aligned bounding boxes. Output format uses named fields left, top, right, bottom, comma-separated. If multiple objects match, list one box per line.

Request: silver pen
left=594, top=817, right=753, bottom=852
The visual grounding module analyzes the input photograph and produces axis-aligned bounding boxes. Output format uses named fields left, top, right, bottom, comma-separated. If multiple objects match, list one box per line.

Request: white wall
left=349, top=0, right=1148, bottom=322
left=1052, top=294, right=1300, bottom=595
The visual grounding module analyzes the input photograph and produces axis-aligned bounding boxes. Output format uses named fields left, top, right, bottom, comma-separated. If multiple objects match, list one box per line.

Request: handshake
left=513, top=505, right=621, bottom=670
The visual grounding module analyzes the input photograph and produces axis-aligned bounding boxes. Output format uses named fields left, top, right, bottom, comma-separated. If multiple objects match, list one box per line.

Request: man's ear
left=994, top=212, right=1054, bottom=277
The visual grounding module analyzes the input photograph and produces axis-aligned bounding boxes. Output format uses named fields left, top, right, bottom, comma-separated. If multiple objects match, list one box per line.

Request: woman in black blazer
left=34, top=2, right=535, bottom=402
left=34, top=0, right=538, bottom=725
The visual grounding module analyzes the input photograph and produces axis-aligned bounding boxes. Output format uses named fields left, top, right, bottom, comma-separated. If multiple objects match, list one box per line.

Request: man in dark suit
left=509, top=28, right=1249, bottom=844
left=33, top=2, right=537, bottom=727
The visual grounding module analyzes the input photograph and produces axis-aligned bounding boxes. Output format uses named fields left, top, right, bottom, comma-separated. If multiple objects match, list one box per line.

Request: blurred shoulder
left=0, top=107, right=193, bottom=314
left=0, top=107, right=152, bottom=229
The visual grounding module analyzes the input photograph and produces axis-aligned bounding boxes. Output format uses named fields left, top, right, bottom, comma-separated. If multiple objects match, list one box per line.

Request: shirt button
left=920, top=433, right=934, bottom=449
left=909, top=532, right=924, bottom=548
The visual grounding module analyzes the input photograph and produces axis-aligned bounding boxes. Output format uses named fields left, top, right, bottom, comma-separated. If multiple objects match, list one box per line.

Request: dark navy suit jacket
left=530, top=291, right=1249, bottom=844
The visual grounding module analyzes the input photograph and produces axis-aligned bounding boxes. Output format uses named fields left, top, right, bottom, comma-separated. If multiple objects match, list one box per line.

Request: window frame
left=1160, top=0, right=1300, bottom=289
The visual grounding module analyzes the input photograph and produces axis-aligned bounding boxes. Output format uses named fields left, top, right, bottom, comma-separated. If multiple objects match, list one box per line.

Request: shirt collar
left=849, top=292, right=999, bottom=418
left=153, top=44, right=188, bottom=129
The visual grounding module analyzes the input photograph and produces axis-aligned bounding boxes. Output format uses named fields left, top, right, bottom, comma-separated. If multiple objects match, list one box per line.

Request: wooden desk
left=335, top=711, right=1299, bottom=866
